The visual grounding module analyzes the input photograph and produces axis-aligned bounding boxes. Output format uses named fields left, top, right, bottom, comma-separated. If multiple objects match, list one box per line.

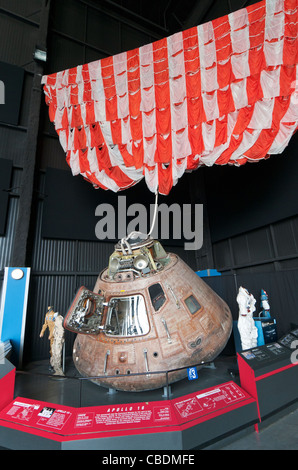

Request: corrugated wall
left=213, top=216, right=298, bottom=274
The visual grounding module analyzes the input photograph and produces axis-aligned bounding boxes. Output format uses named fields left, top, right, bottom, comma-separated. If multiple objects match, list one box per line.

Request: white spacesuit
left=50, top=314, right=65, bottom=376
left=237, top=286, right=258, bottom=350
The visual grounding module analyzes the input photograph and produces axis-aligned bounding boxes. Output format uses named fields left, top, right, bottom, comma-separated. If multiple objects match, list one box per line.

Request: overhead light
left=33, top=47, right=47, bottom=63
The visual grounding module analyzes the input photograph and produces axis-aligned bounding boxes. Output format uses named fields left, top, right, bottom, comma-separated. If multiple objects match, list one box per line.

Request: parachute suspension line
left=120, top=189, right=159, bottom=255
left=148, top=189, right=159, bottom=236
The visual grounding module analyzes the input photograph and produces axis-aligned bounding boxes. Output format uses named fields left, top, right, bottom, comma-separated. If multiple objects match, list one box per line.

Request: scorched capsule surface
left=64, top=237, right=232, bottom=391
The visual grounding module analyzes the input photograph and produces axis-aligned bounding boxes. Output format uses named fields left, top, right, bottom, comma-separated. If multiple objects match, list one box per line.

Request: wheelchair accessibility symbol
left=187, top=367, right=198, bottom=381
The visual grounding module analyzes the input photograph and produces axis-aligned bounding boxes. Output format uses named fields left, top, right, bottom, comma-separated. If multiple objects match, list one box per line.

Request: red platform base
left=0, top=380, right=258, bottom=450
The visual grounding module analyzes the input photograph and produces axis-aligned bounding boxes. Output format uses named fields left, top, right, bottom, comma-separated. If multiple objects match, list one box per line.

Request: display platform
left=0, top=357, right=259, bottom=450
left=237, top=329, right=298, bottom=426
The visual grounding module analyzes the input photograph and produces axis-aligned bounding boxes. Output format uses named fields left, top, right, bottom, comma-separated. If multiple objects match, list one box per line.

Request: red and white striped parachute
left=42, top=0, right=298, bottom=195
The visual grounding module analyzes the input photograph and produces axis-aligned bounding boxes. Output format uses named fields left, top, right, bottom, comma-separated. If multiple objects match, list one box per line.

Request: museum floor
left=204, top=401, right=298, bottom=450
left=1, top=354, right=296, bottom=450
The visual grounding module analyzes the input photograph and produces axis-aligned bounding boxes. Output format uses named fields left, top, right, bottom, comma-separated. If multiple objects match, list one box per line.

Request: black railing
left=15, top=360, right=214, bottom=407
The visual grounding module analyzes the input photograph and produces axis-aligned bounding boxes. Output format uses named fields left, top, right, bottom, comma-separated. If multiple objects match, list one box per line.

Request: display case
left=237, top=331, right=298, bottom=425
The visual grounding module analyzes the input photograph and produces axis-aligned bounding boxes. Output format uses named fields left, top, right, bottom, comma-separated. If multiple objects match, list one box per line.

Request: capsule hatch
left=63, top=286, right=105, bottom=335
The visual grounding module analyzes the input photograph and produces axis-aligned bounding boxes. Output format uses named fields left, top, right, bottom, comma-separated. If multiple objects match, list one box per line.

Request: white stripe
left=202, top=90, right=219, bottom=122
left=144, top=166, right=158, bottom=193
left=140, top=43, right=154, bottom=88
left=260, top=67, right=281, bottom=99
left=268, top=122, right=298, bottom=154
left=142, top=109, right=156, bottom=139
left=231, top=50, right=250, bottom=80
left=87, top=147, right=99, bottom=174
left=248, top=99, right=275, bottom=129
left=230, top=77, right=248, bottom=110
left=264, top=38, right=284, bottom=67
left=197, top=24, right=217, bottom=92
left=88, top=60, right=101, bottom=81
left=202, top=120, right=216, bottom=152
left=228, top=6, right=248, bottom=31
left=172, top=127, right=191, bottom=159
left=121, top=116, right=132, bottom=144
left=172, top=157, right=187, bottom=185
left=139, top=85, right=155, bottom=113
left=113, top=51, right=128, bottom=98
left=171, top=100, right=188, bottom=132
left=69, top=150, right=81, bottom=176
left=58, top=129, right=68, bottom=152
left=94, top=99, right=106, bottom=122
left=117, top=93, right=129, bottom=119
left=143, top=135, right=157, bottom=166
left=230, top=25, right=250, bottom=55
left=62, top=69, right=69, bottom=87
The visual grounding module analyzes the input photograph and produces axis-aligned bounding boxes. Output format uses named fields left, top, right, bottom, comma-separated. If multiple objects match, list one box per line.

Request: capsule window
left=105, top=295, right=149, bottom=337
left=185, top=295, right=201, bottom=315
left=148, top=283, right=166, bottom=311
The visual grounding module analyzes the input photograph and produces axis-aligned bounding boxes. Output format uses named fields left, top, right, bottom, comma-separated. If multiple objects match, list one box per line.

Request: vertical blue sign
left=0, top=267, right=31, bottom=367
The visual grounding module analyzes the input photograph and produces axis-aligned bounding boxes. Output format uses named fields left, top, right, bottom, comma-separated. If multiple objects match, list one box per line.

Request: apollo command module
left=63, top=235, right=232, bottom=391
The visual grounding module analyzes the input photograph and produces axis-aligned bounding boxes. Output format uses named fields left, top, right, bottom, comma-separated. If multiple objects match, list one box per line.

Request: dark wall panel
left=205, top=133, right=298, bottom=243
left=0, top=61, right=24, bottom=126
left=41, top=167, right=200, bottom=248
left=213, top=216, right=298, bottom=273
left=0, top=159, right=12, bottom=235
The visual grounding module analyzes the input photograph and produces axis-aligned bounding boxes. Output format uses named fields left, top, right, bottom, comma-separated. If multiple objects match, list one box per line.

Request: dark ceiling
left=85, top=0, right=262, bottom=37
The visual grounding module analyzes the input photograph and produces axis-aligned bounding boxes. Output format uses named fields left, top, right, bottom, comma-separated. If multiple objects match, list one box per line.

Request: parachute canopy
left=42, top=0, right=298, bottom=195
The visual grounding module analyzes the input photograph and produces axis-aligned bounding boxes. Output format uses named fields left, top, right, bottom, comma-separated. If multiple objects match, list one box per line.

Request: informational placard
left=172, top=382, right=249, bottom=424
left=0, top=397, right=177, bottom=438
left=278, top=333, right=297, bottom=350
left=0, top=382, right=254, bottom=441
left=239, top=343, right=291, bottom=371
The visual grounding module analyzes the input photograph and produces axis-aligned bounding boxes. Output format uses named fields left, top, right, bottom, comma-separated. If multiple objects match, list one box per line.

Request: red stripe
left=158, top=162, right=173, bottom=195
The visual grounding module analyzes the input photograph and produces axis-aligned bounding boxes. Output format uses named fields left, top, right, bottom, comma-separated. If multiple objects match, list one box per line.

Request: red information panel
left=0, top=398, right=75, bottom=436
left=0, top=397, right=178, bottom=440
left=0, top=382, right=254, bottom=441
left=172, top=381, right=252, bottom=427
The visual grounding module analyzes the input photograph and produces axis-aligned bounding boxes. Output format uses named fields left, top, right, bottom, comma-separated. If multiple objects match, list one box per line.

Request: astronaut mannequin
left=237, top=286, right=258, bottom=350
left=40, top=307, right=65, bottom=375
left=50, top=314, right=65, bottom=376
left=39, top=306, right=58, bottom=357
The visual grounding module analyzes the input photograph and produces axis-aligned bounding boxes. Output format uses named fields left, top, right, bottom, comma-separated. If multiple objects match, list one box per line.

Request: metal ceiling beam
left=0, top=7, right=39, bottom=27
